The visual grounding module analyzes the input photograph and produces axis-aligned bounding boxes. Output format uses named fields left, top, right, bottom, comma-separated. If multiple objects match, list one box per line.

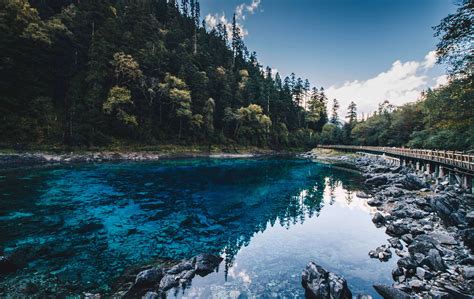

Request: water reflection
left=0, top=159, right=393, bottom=297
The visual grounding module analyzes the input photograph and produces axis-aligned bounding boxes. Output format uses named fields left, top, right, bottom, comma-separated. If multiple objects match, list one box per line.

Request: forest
left=0, top=0, right=472, bottom=151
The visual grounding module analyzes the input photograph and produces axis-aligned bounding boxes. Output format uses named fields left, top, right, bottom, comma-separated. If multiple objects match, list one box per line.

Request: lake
left=0, top=158, right=397, bottom=297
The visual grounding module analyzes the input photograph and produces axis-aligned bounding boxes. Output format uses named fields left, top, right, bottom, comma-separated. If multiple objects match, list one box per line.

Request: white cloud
left=205, top=13, right=248, bottom=37
left=326, top=51, right=445, bottom=120
left=205, top=0, right=262, bottom=38
left=236, top=0, right=261, bottom=20
left=423, top=51, right=437, bottom=69
left=434, top=74, right=449, bottom=88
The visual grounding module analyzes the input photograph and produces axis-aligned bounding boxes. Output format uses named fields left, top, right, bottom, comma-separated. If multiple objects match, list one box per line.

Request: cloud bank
left=325, top=51, right=448, bottom=119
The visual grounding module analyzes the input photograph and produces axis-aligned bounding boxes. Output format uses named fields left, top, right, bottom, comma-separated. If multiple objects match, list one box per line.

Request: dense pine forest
left=0, top=0, right=472, bottom=151
left=0, top=0, right=328, bottom=149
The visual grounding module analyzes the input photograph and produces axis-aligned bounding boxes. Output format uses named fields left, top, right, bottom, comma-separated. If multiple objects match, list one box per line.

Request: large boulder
left=134, top=267, right=164, bottom=287
left=400, top=174, right=427, bottom=190
left=422, top=249, right=446, bottom=272
left=194, top=253, right=223, bottom=276
left=372, top=212, right=385, bottom=226
left=430, top=194, right=466, bottom=226
left=386, top=223, right=410, bottom=237
left=301, top=262, right=352, bottom=299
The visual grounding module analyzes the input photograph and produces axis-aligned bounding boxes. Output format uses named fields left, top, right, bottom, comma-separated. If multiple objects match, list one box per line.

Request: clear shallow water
left=0, top=158, right=396, bottom=297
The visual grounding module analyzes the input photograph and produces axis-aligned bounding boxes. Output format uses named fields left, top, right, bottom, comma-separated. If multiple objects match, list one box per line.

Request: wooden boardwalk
left=318, top=145, right=474, bottom=174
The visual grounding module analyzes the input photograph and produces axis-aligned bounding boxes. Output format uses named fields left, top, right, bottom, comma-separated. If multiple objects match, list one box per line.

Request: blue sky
left=200, top=0, right=457, bottom=116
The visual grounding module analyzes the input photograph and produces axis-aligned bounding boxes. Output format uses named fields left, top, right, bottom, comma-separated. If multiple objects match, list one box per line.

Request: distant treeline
left=0, top=0, right=471, bottom=151
left=320, top=0, right=473, bottom=151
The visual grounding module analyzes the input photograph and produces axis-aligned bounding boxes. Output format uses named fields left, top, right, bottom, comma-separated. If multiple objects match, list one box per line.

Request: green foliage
left=103, top=86, right=137, bottom=127
left=433, top=0, right=473, bottom=78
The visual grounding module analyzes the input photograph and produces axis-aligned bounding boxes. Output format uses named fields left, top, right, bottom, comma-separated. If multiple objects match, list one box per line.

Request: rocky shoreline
left=305, top=152, right=473, bottom=298
left=0, top=150, right=292, bottom=168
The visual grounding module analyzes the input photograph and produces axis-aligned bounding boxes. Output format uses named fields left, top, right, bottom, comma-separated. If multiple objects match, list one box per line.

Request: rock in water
left=0, top=256, right=17, bottom=274
left=373, top=284, right=412, bottom=299
left=194, top=253, right=223, bottom=276
left=301, top=262, right=352, bottom=299
left=134, top=267, right=164, bottom=287
left=372, top=212, right=385, bottom=226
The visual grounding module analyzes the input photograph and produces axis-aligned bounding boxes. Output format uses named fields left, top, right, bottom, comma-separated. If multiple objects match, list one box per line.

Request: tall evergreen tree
left=330, top=99, right=340, bottom=125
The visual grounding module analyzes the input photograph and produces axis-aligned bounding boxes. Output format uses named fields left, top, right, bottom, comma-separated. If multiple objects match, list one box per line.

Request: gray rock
left=372, top=212, right=385, bottom=226
left=144, top=291, right=160, bottom=299
left=367, top=198, right=383, bottom=207
left=167, top=260, right=194, bottom=274
left=462, top=266, right=474, bottom=279
left=397, top=257, right=417, bottom=271
left=388, top=237, right=403, bottom=250
left=400, top=174, right=427, bottom=190
left=194, top=253, right=223, bottom=276
left=356, top=191, right=372, bottom=198
left=427, top=232, right=457, bottom=245
left=365, top=175, right=388, bottom=187
left=408, top=279, right=423, bottom=289
left=369, top=245, right=392, bottom=261
left=422, top=249, right=446, bottom=271
left=134, top=267, right=163, bottom=287
left=382, top=186, right=404, bottom=198
left=373, top=284, right=412, bottom=299
left=415, top=267, right=433, bottom=280
left=401, top=234, right=413, bottom=244
left=428, top=289, right=450, bottom=299
left=461, top=228, right=474, bottom=251
left=466, top=211, right=474, bottom=227
left=159, top=274, right=179, bottom=291
left=386, top=223, right=409, bottom=237
left=178, top=269, right=195, bottom=284
left=408, top=241, right=436, bottom=256
left=302, top=262, right=352, bottom=299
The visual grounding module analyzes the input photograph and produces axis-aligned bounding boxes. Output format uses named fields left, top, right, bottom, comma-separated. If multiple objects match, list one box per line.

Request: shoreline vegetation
left=0, top=144, right=307, bottom=168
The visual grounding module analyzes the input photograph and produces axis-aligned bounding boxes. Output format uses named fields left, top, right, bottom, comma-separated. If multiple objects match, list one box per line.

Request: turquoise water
left=0, top=158, right=396, bottom=297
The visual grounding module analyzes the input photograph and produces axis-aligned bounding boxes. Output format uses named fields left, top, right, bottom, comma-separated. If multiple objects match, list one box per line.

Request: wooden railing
left=318, top=145, right=474, bottom=173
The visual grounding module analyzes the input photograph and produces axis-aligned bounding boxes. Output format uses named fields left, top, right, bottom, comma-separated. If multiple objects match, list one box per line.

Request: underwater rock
left=194, top=254, right=223, bottom=276
left=301, top=262, right=352, bottom=299
left=0, top=256, right=17, bottom=274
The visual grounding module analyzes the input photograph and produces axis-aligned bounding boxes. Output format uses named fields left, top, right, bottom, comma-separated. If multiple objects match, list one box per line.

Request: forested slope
left=0, top=0, right=328, bottom=149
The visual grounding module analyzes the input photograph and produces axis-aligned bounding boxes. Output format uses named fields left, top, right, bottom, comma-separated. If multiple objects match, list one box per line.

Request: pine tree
left=331, top=99, right=340, bottom=125
left=346, top=101, right=357, bottom=124
left=181, top=0, right=189, bottom=16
